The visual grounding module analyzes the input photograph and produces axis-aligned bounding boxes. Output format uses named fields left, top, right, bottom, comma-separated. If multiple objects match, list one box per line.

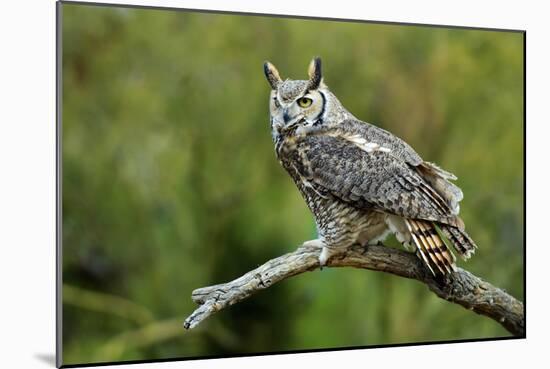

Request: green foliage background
left=61, top=3, right=524, bottom=366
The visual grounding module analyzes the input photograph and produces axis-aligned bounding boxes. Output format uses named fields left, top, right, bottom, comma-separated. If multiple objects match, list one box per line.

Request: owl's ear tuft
left=307, top=57, right=323, bottom=90
left=264, top=61, right=282, bottom=90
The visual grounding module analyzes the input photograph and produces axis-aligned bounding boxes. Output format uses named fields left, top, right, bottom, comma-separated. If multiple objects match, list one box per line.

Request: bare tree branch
left=183, top=244, right=524, bottom=336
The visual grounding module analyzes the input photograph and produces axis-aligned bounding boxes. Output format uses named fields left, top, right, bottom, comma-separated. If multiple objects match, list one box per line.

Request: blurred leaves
left=63, top=284, right=154, bottom=325
left=61, top=3, right=524, bottom=366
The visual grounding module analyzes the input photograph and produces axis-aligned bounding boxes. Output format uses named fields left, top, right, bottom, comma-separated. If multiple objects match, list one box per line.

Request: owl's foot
left=302, top=239, right=325, bottom=250
left=300, top=239, right=333, bottom=268
left=319, top=246, right=347, bottom=268
left=319, top=247, right=331, bottom=267
left=301, top=240, right=346, bottom=269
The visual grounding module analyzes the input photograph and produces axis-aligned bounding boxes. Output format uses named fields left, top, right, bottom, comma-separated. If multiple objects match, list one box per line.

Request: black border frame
left=56, top=1, right=527, bottom=367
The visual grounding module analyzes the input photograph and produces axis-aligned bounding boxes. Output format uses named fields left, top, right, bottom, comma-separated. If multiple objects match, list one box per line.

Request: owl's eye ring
left=297, top=97, right=313, bottom=108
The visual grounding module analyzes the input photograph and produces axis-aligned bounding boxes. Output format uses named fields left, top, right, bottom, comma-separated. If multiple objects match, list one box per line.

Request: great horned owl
left=263, top=57, right=477, bottom=275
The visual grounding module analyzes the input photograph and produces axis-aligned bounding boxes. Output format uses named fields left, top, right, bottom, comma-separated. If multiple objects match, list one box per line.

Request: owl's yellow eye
left=297, top=97, right=313, bottom=108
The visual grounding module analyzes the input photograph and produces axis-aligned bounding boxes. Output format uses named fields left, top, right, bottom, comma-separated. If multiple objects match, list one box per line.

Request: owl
left=263, top=57, right=477, bottom=275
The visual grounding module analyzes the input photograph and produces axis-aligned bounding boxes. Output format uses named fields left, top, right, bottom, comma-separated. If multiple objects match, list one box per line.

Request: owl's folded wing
left=294, top=134, right=462, bottom=228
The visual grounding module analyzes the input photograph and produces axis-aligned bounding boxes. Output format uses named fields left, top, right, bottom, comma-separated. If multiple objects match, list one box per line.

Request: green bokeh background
left=61, top=3, right=524, bottom=366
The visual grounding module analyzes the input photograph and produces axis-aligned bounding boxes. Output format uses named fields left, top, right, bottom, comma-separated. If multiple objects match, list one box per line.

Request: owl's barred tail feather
left=403, top=219, right=478, bottom=275
left=440, top=225, right=478, bottom=260
left=404, top=219, right=456, bottom=275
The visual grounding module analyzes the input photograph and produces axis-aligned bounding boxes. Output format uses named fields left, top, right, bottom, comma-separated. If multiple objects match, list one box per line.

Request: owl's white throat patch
left=294, top=119, right=316, bottom=136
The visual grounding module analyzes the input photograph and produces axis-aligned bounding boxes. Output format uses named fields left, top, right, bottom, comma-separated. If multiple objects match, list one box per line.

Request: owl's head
left=263, top=57, right=351, bottom=140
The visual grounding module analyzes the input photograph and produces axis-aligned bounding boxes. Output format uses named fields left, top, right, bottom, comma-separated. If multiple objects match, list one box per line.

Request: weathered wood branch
left=183, top=244, right=524, bottom=336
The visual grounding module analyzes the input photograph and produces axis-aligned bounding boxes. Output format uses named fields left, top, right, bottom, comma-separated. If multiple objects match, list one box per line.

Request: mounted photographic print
left=57, top=1, right=525, bottom=367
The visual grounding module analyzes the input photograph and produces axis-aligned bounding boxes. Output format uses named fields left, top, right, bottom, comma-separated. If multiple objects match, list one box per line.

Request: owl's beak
left=282, top=108, right=301, bottom=126
left=282, top=109, right=292, bottom=124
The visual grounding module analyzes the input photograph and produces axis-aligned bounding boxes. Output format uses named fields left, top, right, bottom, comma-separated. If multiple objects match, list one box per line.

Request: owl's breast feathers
left=276, top=119, right=464, bottom=228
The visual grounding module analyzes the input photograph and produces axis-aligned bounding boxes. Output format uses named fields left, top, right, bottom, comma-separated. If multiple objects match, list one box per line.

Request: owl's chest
left=275, top=136, right=311, bottom=186
left=276, top=137, right=332, bottom=210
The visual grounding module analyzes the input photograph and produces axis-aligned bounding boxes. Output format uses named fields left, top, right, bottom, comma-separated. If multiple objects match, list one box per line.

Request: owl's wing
left=294, top=134, right=462, bottom=228
left=338, top=119, right=424, bottom=166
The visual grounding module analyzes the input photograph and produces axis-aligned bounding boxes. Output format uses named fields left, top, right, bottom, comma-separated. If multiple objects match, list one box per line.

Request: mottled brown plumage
left=264, top=57, right=477, bottom=275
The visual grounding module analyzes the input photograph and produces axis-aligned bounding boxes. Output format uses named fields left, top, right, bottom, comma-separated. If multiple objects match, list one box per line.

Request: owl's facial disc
left=270, top=88, right=326, bottom=139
